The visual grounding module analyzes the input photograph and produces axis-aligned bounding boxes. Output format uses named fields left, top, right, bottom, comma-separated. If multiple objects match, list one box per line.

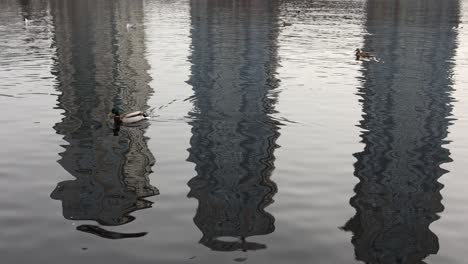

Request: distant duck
left=355, top=48, right=374, bottom=60
left=281, top=21, right=292, bottom=27
left=126, top=23, right=136, bottom=30
left=112, top=108, right=148, bottom=125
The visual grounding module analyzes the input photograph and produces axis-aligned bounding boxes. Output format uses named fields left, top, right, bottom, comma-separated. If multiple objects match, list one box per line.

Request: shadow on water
left=343, top=0, right=460, bottom=263
left=187, top=0, right=281, bottom=252
left=48, top=0, right=158, bottom=239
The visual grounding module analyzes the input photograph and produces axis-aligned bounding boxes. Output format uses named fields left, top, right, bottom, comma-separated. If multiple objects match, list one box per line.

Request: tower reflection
left=187, top=0, right=281, bottom=252
left=343, top=0, right=460, bottom=263
left=49, top=0, right=157, bottom=238
left=17, top=0, right=49, bottom=26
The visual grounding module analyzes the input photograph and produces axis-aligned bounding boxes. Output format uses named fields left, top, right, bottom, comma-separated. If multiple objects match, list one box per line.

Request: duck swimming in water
left=111, top=108, right=148, bottom=125
left=281, top=20, right=292, bottom=27
left=355, top=48, right=374, bottom=60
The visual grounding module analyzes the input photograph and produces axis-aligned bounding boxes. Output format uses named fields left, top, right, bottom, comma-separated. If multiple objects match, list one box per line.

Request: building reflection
left=49, top=0, right=158, bottom=238
left=17, top=0, right=44, bottom=20
left=16, top=0, right=50, bottom=29
left=343, top=0, right=460, bottom=263
left=187, top=0, right=281, bottom=251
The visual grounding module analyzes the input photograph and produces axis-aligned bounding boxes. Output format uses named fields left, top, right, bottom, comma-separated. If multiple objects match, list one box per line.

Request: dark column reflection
left=187, top=0, right=281, bottom=252
left=343, top=1, right=460, bottom=263
left=16, top=0, right=49, bottom=25
left=49, top=0, right=158, bottom=238
left=17, top=0, right=32, bottom=20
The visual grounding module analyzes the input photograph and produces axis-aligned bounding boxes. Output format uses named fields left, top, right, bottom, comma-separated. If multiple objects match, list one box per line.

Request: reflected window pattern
left=343, top=0, right=460, bottom=263
left=187, top=0, right=281, bottom=252
left=48, top=0, right=158, bottom=237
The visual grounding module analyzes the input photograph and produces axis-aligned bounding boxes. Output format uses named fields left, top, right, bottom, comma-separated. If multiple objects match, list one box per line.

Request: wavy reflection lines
left=344, top=1, right=459, bottom=263
left=187, top=0, right=280, bottom=252
left=49, top=0, right=157, bottom=238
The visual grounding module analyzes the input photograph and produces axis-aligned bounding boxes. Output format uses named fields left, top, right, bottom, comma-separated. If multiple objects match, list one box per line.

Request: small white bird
left=126, top=23, right=136, bottom=30
left=24, top=18, right=30, bottom=26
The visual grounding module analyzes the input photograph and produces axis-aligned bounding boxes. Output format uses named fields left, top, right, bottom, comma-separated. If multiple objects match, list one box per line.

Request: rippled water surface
left=1, top=0, right=468, bottom=263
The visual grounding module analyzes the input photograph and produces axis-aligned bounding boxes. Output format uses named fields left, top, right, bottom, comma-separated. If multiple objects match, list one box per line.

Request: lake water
left=1, top=0, right=468, bottom=263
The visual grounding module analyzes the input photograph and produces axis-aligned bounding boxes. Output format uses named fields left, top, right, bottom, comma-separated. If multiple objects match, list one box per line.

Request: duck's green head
left=111, top=108, right=120, bottom=116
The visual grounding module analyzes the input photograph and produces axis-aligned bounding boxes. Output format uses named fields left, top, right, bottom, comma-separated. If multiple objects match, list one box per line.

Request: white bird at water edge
left=126, top=23, right=136, bottom=30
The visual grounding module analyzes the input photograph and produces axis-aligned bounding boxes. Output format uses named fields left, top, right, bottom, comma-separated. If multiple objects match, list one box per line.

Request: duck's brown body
left=355, top=48, right=374, bottom=60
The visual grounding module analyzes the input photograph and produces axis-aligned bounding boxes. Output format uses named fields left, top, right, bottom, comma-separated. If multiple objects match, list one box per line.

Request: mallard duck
left=281, top=21, right=292, bottom=27
left=355, top=48, right=374, bottom=60
left=111, top=108, right=148, bottom=125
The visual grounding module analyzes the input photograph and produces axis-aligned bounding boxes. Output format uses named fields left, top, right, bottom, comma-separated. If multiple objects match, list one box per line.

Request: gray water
left=1, top=0, right=468, bottom=263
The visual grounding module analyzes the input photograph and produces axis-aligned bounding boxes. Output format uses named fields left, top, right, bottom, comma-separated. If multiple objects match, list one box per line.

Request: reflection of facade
left=49, top=0, right=157, bottom=230
left=343, top=1, right=459, bottom=263
left=17, top=0, right=48, bottom=20
left=187, top=0, right=280, bottom=251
